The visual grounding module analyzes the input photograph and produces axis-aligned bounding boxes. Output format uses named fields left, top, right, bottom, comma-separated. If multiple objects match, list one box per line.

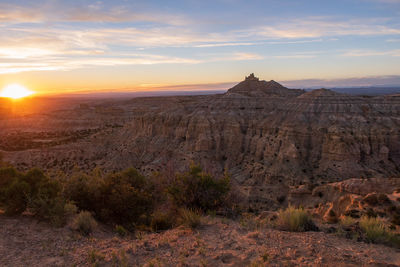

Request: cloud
left=0, top=4, right=44, bottom=22
left=231, top=52, right=263, bottom=60
left=0, top=3, right=190, bottom=25
left=0, top=54, right=202, bottom=74
left=281, top=75, right=400, bottom=88
left=0, top=2, right=399, bottom=75
left=0, top=48, right=264, bottom=74
left=247, top=17, right=400, bottom=39
left=3, top=16, right=397, bottom=53
left=341, top=49, right=400, bottom=57
left=386, top=38, right=400, bottom=42
left=193, top=39, right=323, bottom=48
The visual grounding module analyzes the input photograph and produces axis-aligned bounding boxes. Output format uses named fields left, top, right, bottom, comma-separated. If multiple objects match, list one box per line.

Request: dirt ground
left=0, top=214, right=399, bottom=267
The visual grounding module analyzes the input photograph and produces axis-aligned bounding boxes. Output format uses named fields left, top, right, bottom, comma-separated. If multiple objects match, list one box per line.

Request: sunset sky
left=0, top=0, right=400, bottom=95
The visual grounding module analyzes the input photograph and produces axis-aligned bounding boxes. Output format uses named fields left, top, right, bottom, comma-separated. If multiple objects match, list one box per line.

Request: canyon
left=1, top=74, right=400, bottom=213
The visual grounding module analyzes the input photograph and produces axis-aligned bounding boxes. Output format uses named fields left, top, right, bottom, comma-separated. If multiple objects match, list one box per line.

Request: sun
left=0, top=84, right=34, bottom=99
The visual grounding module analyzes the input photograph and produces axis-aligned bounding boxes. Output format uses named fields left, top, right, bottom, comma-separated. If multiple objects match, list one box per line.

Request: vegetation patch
left=0, top=164, right=231, bottom=233
left=178, top=208, right=202, bottom=229
left=275, top=206, right=317, bottom=232
left=167, top=164, right=230, bottom=212
left=72, top=211, right=97, bottom=236
left=359, top=216, right=400, bottom=247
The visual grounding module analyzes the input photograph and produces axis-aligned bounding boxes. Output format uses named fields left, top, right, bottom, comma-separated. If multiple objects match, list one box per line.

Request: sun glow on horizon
left=0, top=84, right=35, bottom=99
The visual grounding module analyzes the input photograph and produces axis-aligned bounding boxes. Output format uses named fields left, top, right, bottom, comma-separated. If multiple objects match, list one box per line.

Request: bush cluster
left=0, top=167, right=67, bottom=225
left=0, top=164, right=231, bottom=233
left=64, top=168, right=154, bottom=229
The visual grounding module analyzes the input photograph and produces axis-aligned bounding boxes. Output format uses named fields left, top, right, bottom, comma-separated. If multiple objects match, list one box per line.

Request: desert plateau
left=1, top=0, right=400, bottom=266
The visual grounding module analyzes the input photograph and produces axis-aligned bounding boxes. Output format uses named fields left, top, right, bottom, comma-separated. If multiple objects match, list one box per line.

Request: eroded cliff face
left=2, top=75, right=400, bottom=210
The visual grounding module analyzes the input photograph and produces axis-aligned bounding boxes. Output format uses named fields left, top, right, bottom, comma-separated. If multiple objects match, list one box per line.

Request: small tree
left=168, top=164, right=230, bottom=211
left=63, top=168, right=154, bottom=228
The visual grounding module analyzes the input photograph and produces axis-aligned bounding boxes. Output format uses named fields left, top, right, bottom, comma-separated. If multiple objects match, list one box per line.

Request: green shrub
left=64, top=168, right=154, bottom=228
left=359, top=216, right=387, bottom=242
left=62, top=173, right=102, bottom=213
left=31, top=196, right=66, bottom=226
left=72, top=211, right=97, bottom=236
left=0, top=167, right=66, bottom=219
left=4, top=179, right=30, bottom=215
left=276, top=206, right=316, bottom=232
left=29, top=178, right=65, bottom=224
left=178, top=208, right=202, bottom=229
left=167, top=164, right=230, bottom=212
left=0, top=167, right=19, bottom=202
left=359, top=216, right=400, bottom=247
left=100, top=169, right=153, bottom=225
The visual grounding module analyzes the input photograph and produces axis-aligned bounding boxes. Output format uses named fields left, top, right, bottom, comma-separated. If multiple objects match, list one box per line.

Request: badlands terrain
left=1, top=74, right=400, bottom=266
left=1, top=74, right=400, bottom=210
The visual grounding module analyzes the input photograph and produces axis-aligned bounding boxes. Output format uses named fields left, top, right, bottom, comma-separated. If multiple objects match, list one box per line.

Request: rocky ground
left=0, top=213, right=399, bottom=267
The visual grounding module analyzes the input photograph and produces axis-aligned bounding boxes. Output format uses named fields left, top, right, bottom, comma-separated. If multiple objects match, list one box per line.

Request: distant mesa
left=298, top=88, right=347, bottom=99
left=225, top=73, right=304, bottom=97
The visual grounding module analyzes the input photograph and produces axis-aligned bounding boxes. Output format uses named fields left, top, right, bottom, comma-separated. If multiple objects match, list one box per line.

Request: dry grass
left=340, top=216, right=357, bottom=227
left=359, top=216, right=400, bottom=247
left=72, top=211, right=97, bottom=236
left=275, top=206, right=315, bottom=232
left=179, top=208, right=202, bottom=229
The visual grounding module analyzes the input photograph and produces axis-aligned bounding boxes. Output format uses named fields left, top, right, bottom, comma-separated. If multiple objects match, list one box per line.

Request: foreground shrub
left=1, top=164, right=229, bottom=232
left=100, top=169, right=153, bottom=225
left=0, top=168, right=47, bottom=215
left=62, top=172, right=102, bottom=213
left=64, top=168, right=154, bottom=228
left=167, top=164, right=230, bottom=212
left=0, top=167, right=67, bottom=222
left=358, top=215, right=400, bottom=248
left=72, top=211, right=97, bottom=236
left=276, top=206, right=317, bottom=232
left=3, top=179, right=30, bottom=215
left=0, top=167, right=19, bottom=202
left=29, top=178, right=66, bottom=225
left=31, top=196, right=67, bottom=226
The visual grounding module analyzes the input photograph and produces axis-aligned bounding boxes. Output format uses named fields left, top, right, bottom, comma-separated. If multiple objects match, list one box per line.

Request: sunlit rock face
left=2, top=74, right=400, bottom=210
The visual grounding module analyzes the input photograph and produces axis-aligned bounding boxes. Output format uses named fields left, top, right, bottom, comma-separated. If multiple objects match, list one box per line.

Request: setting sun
left=0, top=84, right=34, bottom=99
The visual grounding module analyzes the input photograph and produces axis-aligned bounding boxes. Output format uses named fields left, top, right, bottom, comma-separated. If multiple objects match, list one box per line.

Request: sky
left=0, top=0, right=399, bottom=95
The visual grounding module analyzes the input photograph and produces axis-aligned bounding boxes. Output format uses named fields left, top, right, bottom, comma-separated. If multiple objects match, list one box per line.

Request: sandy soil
left=0, top=214, right=399, bottom=267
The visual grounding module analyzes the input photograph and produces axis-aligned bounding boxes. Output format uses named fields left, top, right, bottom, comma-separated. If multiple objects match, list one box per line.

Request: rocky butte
left=1, top=74, right=400, bottom=214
